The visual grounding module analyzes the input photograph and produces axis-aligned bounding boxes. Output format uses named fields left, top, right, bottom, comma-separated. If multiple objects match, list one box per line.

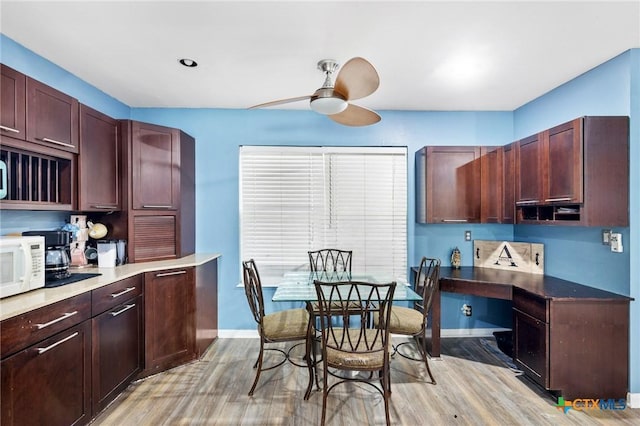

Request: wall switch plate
left=610, top=233, right=623, bottom=252
left=602, top=229, right=612, bottom=245
left=465, top=230, right=471, bottom=241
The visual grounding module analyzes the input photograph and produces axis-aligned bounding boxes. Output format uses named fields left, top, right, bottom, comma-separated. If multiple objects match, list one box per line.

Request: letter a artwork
left=473, top=240, right=545, bottom=274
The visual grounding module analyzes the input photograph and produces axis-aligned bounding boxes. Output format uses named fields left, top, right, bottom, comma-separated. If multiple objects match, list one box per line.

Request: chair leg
left=382, top=365, right=391, bottom=425
left=249, top=339, right=265, bottom=396
left=415, top=335, right=436, bottom=385
left=304, top=321, right=314, bottom=400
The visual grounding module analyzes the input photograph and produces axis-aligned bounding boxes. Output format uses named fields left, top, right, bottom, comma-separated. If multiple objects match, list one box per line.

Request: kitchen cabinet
left=416, top=146, right=481, bottom=223
left=1, top=293, right=92, bottom=426
left=79, top=104, right=121, bottom=211
left=480, top=146, right=502, bottom=223
left=516, top=116, right=628, bottom=226
left=0, top=64, right=26, bottom=139
left=26, top=76, right=79, bottom=153
left=196, top=258, right=219, bottom=356
left=91, top=275, right=143, bottom=416
left=142, top=267, right=196, bottom=376
left=501, top=143, right=516, bottom=224
left=512, top=287, right=629, bottom=399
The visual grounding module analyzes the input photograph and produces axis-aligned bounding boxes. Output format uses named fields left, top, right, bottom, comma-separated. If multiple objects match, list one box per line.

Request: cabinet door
left=1, top=321, right=91, bottom=426
left=79, top=104, right=121, bottom=211
left=91, top=295, right=142, bottom=415
left=515, top=133, right=543, bottom=205
left=131, top=121, right=179, bottom=210
left=501, top=143, right=515, bottom=224
left=513, top=309, right=548, bottom=388
left=425, top=146, right=481, bottom=223
left=26, top=77, right=79, bottom=153
left=545, top=118, right=582, bottom=203
left=144, top=268, right=196, bottom=375
left=480, top=146, right=502, bottom=223
left=0, top=64, right=26, bottom=139
left=130, top=213, right=178, bottom=263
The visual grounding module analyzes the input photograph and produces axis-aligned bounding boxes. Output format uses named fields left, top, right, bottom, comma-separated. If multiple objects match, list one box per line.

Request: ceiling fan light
left=310, top=97, right=348, bottom=115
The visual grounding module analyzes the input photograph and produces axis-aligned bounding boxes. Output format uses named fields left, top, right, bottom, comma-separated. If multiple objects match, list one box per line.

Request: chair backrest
left=242, top=259, right=265, bottom=325
left=414, top=257, right=440, bottom=315
left=313, top=280, right=396, bottom=359
left=308, top=249, right=352, bottom=273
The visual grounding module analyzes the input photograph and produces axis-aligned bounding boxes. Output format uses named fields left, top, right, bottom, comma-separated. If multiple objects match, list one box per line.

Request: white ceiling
left=1, top=1, right=639, bottom=112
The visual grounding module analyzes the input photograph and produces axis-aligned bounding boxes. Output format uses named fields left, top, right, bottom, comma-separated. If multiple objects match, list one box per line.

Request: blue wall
left=1, top=35, right=638, bottom=392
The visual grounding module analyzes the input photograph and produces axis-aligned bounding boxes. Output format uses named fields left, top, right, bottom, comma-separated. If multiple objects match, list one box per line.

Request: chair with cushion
left=313, top=280, right=396, bottom=426
left=386, top=256, right=440, bottom=384
left=242, top=259, right=314, bottom=397
left=308, top=249, right=352, bottom=273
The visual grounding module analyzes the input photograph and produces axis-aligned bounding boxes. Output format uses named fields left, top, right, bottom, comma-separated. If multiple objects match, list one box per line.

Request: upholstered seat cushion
left=387, top=306, right=424, bottom=335
left=262, top=308, right=310, bottom=341
left=325, top=329, right=385, bottom=370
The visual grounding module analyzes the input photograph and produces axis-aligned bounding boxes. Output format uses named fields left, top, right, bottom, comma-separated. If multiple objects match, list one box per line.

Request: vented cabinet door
left=131, top=214, right=177, bottom=262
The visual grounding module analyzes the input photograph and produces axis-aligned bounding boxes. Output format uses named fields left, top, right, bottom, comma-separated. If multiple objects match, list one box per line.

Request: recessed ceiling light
left=179, top=58, right=198, bottom=68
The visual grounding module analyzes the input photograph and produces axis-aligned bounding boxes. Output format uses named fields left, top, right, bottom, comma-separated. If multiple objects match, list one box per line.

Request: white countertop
left=0, top=253, right=221, bottom=322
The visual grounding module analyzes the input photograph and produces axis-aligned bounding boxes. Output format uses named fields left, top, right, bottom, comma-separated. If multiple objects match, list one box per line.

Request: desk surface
left=439, top=266, right=631, bottom=301
left=272, top=271, right=420, bottom=302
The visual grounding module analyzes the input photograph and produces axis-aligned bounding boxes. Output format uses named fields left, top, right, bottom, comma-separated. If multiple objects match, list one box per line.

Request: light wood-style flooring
left=93, top=337, right=639, bottom=425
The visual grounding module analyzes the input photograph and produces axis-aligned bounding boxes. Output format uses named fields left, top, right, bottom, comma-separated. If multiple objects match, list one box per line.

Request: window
left=240, top=146, right=407, bottom=286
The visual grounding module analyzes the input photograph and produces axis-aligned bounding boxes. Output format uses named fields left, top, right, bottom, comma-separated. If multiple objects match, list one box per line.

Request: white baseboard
left=441, top=328, right=511, bottom=338
left=218, top=328, right=509, bottom=339
left=628, top=392, right=640, bottom=408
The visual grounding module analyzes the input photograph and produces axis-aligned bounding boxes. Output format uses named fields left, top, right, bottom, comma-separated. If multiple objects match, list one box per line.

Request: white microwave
left=0, top=235, right=46, bottom=298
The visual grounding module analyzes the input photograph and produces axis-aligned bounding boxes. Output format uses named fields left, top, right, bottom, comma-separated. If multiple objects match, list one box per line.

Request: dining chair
left=313, top=280, right=396, bottom=426
left=385, top=256, right=440, bottom=384
left=308, top=249, right=352, bottom=273
left=242, top=259, right=314, bottom=397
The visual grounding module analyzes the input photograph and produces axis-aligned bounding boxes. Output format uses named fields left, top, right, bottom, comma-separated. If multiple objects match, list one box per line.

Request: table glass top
left=272, top=271, right=421, bottom=302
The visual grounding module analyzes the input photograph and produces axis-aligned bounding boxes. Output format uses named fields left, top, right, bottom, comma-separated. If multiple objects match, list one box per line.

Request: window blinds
left=240, top=146, right=407, bottom=286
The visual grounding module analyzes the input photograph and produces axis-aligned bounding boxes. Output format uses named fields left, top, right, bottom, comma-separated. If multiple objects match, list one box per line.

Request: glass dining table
left=272, top=270, right=422, bottom=302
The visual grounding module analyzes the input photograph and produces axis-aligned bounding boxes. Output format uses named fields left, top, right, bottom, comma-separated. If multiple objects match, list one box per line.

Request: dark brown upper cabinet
left=416, top=146, right=481, bottom=224
left=26, top=77, right=79, bottom=153
left=78, top=104, right=121, bottom=211
left=501, top=142, right=516, bottom=224
left=0, top=64, right=26, bottom=139
left=131, top=121, right=180, bottom=210
left=480, top=146, right=502, bottom=223
left=516, top=116, right=628, bottom=226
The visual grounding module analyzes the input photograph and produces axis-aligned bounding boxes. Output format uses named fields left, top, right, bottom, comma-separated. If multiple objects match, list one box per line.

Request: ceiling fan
left=249, top=57, right=381, bottom=126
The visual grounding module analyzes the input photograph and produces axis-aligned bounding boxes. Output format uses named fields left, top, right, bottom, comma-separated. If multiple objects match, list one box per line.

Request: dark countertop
left=438, top=266, right=632, bottom=301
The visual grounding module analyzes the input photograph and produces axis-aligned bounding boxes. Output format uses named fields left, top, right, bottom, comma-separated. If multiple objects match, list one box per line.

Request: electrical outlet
left=464, top=230, right=472, bottom=241
left=461, top=304, right=472, bottom=316
left=610, top=233, right=623, bottom=253
left=602, top=229, right=612, bottom=245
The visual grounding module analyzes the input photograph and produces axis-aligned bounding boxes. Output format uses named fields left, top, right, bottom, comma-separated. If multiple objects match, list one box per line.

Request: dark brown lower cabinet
left=143, top=267, right=196, bottom=376
left=91, top=295, right=143, bottom=415
left=513, top=288, right=629, bottom=399
left=1, top=321, right=91, bottom=426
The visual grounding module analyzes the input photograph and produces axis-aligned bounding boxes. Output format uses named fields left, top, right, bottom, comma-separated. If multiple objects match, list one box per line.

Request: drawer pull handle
left=40, top=137, right=75, bottom=148
left=0, top=125, right=20, bottom=134
left=36, top=332, right=79, bottom=354
left=91, top=204, right=118, bottom=210
left=110, top=303, right=136, bottom=317
left=544, top=197, right=573, bottom=202
left=111, top=287, right=136, bottom=298
left=142, top=205, right=172, bottom=209
left=516, top=200, right=539, bottom=205
left=156, top=270, right=187, bottom=277
left=34, top=311, right=78, bottom=329
left=442, top=219, right=468, bottom=223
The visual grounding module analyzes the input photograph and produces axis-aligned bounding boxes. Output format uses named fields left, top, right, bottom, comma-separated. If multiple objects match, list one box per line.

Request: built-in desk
left=429, top=266, right=631, bottom=399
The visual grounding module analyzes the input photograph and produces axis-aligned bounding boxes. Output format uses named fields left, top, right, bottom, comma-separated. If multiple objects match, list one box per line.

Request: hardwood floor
left=93, top=337, right=639, bottom=425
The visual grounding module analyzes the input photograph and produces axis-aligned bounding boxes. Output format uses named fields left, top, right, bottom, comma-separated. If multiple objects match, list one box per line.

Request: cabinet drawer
left=1, top=292, right=91, bottom=358
left=92, top=275, right=142, bottom=315
left=513, top=288, right=547, bottom=322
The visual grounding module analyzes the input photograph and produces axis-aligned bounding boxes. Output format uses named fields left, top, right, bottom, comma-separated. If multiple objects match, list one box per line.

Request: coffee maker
left=22, top=230, right=73, bottom=281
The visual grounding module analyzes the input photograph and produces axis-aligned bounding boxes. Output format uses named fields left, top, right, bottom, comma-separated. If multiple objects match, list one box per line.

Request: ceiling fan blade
left=248, top=95, right=311, bottom=109
left=329, top=104, right=381, bottom=127
left=334, top=57, right=380, bottom=101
